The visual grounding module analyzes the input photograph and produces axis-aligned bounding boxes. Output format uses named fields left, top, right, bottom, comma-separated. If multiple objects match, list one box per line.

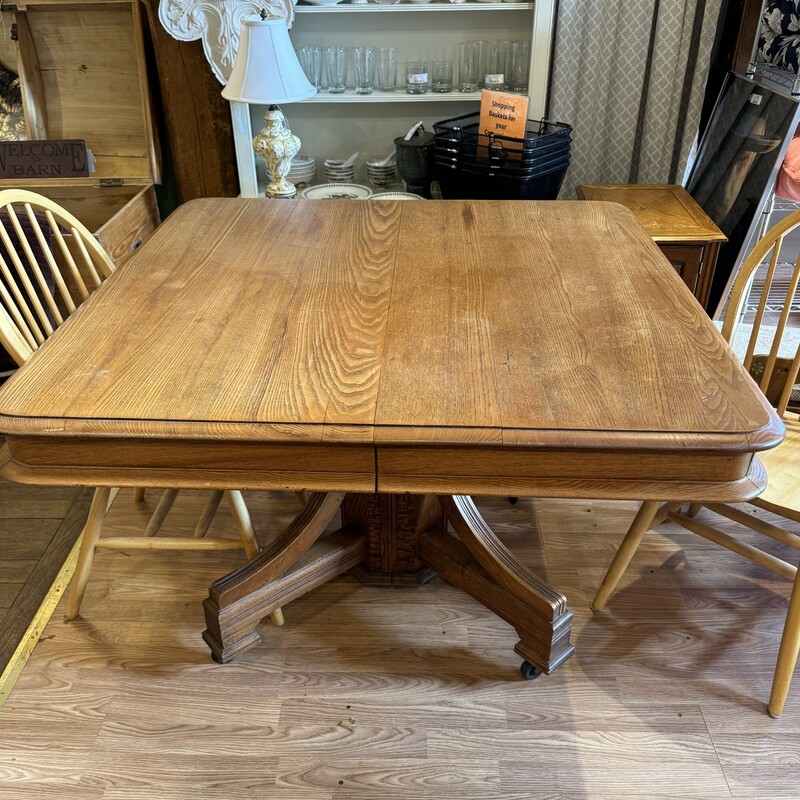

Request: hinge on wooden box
left=10, top=24, right=17, bottom=41
left=100, top=178, right=125, bottom=187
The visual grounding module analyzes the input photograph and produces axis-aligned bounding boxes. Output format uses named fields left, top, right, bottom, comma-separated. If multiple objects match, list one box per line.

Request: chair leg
left=65, top=487, right=112, bottom=620
left=768, top=568, right=800, bottom=718
left=294, top=491, right=308, bottom=507
left=194, top=490, right=225, bottom=538
left=133, top=487, right=146, bottom=502
left=592, top=500, right=661, bottom=612
left=686, top=503, right=702, bottom=518
left=270, top=607, right=286, bottom=626
left=145, top=489, right=179, bottom=537
left=226, top=490, right=260, bottom=559
left=226, top=490, right=284, bottom=625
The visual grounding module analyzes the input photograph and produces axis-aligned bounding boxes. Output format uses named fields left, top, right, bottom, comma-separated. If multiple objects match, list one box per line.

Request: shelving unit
left=294, top=3, right=536, bottom=13
left=232, top=0, right=556, bottom=196
left=304, top=89, right=483, bottom=102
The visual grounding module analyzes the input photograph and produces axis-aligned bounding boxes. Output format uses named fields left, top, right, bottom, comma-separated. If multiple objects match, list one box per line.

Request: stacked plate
left=267, top=155, right=316, bottom=187
left=324, top=158, right=356, bottom=183
left=366, top=158, right=397, bottom=187
left=301, top=184, right=372, bottom=200
left=371, top=191, right=423, bottom=200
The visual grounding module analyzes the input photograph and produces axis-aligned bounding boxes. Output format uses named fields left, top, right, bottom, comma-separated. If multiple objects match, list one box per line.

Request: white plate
left=302, top=183, right=373, bottom=200
left=371, top=191, right=424, bottom=200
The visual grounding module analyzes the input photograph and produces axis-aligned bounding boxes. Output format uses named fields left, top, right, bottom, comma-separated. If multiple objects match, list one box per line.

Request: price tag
left=485, top=74, right=505, bottom=86
left=407, top=73, right=428, bottom=84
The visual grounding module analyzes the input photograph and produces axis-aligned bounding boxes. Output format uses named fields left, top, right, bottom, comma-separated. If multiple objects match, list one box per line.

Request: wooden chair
left=592, top=208, right=800, bottom=717
left=0, top=189, right=284, bottom=625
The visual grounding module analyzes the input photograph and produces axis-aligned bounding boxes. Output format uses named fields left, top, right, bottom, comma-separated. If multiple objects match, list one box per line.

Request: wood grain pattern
left=0, top=2, right=155, bottom=182
left=14, top=12, right=48, bottom=140
left=0, top=198, right=781, bottom=500
left=575, top=184, right=727, bottom=243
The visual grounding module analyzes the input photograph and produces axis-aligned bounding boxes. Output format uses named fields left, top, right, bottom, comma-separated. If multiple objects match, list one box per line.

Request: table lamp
left=222, top=10, right=316, bottom=199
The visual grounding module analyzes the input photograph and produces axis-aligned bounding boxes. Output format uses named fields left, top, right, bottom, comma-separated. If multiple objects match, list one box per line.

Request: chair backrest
left=0, top=189, right=115, bottom=366
left=723, top=207, right=800, bottom=418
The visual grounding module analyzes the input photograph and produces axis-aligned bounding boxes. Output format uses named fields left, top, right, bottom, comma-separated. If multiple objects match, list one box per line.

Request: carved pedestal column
left=341, top=493, right=443, bottom=586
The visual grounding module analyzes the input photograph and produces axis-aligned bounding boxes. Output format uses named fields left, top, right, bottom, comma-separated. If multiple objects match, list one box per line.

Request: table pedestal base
left=202, top=492, right=574, bottom=674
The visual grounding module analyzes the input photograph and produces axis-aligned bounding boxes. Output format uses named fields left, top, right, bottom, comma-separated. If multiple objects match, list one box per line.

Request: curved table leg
left=421, top=495, right=574, bottom=675
left=203, top=492, right=366, bottom=662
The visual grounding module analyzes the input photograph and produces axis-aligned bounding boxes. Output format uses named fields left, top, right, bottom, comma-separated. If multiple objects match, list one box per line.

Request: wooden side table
left=576, top=183, right=727, bottom=309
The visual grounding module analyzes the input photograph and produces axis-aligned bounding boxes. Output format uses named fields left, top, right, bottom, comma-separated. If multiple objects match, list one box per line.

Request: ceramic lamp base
left=253, top=106, right=302, bottom=202
left=266, top=181, right=297, bottom=199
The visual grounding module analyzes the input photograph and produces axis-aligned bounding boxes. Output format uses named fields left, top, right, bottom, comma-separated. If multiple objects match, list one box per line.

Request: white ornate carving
left=158, top=0, right=296, bottom=84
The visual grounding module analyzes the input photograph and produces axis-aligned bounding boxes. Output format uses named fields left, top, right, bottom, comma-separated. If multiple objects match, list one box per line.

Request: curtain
left=549, top=0, right=723, bottom=196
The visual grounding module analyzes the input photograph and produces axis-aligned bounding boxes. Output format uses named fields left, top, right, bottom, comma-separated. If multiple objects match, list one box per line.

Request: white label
left=408, top=73, right=428, bottom=84
left=749, top=92, right=763, bottom=105
left=485, top=73, right=504, bottom=85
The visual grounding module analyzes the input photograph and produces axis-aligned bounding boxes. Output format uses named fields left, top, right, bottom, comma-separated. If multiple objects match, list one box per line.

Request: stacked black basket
left=433, top=113, right=572, bottom=200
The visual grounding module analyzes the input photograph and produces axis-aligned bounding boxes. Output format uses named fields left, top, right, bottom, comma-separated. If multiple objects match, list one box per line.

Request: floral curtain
left=549, top=0, right=723, bottom=196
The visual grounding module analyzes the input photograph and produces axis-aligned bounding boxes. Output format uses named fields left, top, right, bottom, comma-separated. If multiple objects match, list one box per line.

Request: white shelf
left=295, top=2, right=533, bottom=12
left=303, top=89, right=482, bottom=102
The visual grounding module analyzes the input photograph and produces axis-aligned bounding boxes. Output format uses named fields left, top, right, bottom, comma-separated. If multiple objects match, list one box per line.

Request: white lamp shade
left=222, top=16, right=316, bottom=104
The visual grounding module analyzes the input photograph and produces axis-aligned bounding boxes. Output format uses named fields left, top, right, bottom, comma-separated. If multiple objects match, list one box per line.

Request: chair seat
left=759, top=415, right=800, bottom=513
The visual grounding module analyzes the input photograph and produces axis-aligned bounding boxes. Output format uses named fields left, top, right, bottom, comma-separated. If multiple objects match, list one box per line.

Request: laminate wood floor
left=0, top=488, right=798, bottom=800
left=0, top=477, right=87, bottom=673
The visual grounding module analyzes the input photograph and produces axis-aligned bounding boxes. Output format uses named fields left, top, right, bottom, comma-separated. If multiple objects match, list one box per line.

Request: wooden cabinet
left=1, top=0, right=160, bottom=265
left=576, top=183, right=726, bottom=310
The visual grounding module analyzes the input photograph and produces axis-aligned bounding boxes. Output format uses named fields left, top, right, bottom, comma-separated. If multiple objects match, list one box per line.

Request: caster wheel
left=520, top=660, right=542, bottom=680
left=508, top=496, right=519, bottom=505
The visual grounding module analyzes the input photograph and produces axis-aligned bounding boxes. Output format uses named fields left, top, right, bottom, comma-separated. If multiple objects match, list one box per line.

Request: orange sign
left=478, top=90, right=529, bottom=140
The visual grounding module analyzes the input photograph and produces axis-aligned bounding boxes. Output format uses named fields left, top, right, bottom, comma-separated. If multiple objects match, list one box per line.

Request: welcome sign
left=0, top=140, right=92, bottom=179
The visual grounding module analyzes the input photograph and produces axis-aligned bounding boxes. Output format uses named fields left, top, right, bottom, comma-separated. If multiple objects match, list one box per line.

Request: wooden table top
left=576, top=184, right=727, bottom=244
left=0, top=199, right=781, bottom=500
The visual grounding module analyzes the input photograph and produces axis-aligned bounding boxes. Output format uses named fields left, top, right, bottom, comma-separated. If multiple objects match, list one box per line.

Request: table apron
left=1, top=437, right=766, bottom=503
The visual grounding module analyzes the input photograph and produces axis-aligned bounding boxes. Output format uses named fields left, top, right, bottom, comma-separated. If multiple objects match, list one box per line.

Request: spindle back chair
left=0, top=190, right=283, bottom=624
left=591, top=208, right=800, bottom=717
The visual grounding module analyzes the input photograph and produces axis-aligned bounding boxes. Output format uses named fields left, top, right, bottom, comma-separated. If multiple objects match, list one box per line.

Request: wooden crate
left=0, top=0, right=160, bottom=265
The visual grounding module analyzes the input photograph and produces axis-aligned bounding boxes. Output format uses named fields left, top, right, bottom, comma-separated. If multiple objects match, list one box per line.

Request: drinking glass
left=296, top=46, right=322, bottom=90
left=484, top=40, right=509, bottom=90
left=431, top=61, right=453, bottom=93
left=353, top=46, right=376, bottom=95
left=458, top=41, right=486, bottom=93
left=325, top=46, right=347, bottom=94
left=405, top=61, right=428, bottom=94
left=509, top=40, right=530, bottom=93
left=376, top=46, right=398, bottom=91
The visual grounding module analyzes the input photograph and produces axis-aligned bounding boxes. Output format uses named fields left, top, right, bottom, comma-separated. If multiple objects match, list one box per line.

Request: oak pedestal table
left=0, top=198, right=782, bottom=678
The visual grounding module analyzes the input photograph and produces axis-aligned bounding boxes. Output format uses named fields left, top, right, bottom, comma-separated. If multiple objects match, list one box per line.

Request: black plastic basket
left=434, top=146, right=571, bottom=175
left=434, top=137, right=571, bottom=166
left=436, top=162, right=569, bottom=201
left=434, top=154, right=571, bottom=181
left=433, top=113, right=572, bottom=157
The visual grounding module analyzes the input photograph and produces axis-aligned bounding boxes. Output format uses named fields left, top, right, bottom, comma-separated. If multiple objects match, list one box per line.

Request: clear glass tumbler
left=296, top=46, right=322, bottom=90
left=405, top=61, right=428, bottom=94
left=484, top=40, right=509, bottom=90
left=376, top=46, right=398, bottom=91
left=353, top=46, right=376, bottom=95
left=325, top=46, right=347, bottom=94
left=431, top=61, right=453, bottom=93
left=459, top=41, right=487, bottom=93
left=509, top=40, right=530, bottom=93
